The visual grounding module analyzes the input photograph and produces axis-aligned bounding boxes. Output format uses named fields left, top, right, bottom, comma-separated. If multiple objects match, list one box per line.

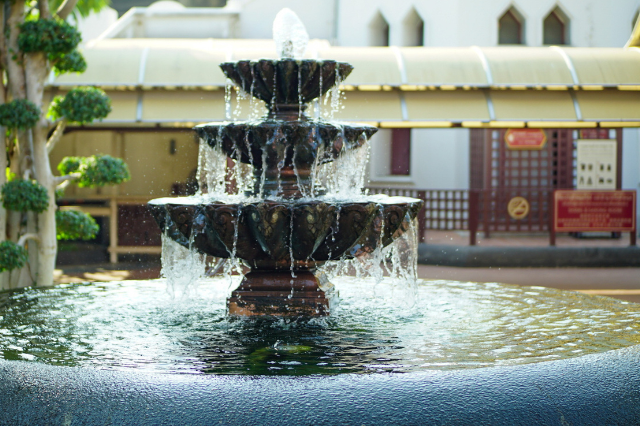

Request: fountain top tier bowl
left=220, top=59, right=353, bottom=117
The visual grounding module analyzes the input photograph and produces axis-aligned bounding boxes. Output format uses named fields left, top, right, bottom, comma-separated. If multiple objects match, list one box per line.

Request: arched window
left=402, top=8, right=424, bottom=46
left=369, top=11, right=390, bottom=46
left=543, top=7, right=569, bottom=45
left=498, top=7, right=524, bottom=45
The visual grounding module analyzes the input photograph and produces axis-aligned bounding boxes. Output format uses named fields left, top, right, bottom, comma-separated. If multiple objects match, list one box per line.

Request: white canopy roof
left=49, top=39, right=640, bottom=128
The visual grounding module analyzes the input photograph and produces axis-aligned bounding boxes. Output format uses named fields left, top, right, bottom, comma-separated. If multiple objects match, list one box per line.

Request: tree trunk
left=33, top=126, right=56, bottom=286
left=26, top=52, right=56, bottom=287
left=0, top=125, right=7, bottom=290
left=5, top=0, right=30, bottom=288
left=6, top=1, right=25, bottom=100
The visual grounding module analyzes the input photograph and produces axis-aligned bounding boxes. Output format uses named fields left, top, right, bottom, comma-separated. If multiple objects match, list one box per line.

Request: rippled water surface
left=1, top=278, right=640, bottom=375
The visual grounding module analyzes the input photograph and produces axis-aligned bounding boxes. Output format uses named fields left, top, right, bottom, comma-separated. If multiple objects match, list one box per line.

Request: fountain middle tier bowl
left=148, top=194, right=423, bottom=268
left=220, top=59, right=353, bottom=107
left=194, top=120, right=378, bottom=169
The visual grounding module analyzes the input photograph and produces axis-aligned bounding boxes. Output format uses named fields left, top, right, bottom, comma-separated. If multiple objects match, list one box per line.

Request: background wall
left=50, top=131, right=199, bottom=198
left=335, top=0, right=640, bottom=48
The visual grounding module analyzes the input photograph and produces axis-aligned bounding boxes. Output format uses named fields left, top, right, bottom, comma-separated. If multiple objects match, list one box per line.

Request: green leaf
left=0, top=241, right=28, bottom=272
left=57, top=156, right=82, bottom=175
left=53, top=50, right=87, bottom=75
left=1, top=179, right=49, bottom=213
left=0, top=99, right=40, bottom=130
left=58, top=154, right=130, bottom=188
left=56, top=210, right=99, bottom=240
left=51, top=0, right=112, bottom=19
left=18, top=19, right=81, bottom=56
left=49, top=86, right=111, bottom=124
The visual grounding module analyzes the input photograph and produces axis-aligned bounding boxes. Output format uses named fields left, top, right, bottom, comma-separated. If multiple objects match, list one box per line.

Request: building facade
left=57, top=0, right=640, bottom=260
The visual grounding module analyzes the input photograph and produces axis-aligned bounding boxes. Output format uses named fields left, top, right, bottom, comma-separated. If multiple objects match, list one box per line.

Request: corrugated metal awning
left=50, top=40, right=640, bottom=128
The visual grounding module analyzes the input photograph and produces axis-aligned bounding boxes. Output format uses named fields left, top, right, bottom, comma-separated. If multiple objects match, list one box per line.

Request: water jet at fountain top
left=273, top=8, right=309, bottom=60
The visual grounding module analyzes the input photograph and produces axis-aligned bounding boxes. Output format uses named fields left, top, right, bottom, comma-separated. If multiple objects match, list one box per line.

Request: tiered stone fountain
left=148, top=10, right=422, bottom=317
left=1, top=9, right=640, bottom=425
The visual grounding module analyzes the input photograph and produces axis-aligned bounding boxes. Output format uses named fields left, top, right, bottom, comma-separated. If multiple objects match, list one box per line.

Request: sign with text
left=505, top=129, right=547, bottom=150
left=554, top=190, right=636, bottom=232
left=576, top=139, right=617, bottom=189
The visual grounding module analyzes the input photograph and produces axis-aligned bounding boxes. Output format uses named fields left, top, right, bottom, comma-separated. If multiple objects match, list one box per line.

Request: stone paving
left=424, top=230, right=635, bottom=247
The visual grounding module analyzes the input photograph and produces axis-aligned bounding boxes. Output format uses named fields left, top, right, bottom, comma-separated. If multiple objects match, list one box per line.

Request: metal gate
left=470, top=128, right=574, bottom=234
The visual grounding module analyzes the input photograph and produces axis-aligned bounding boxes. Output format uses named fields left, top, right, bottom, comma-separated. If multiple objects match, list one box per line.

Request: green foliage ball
left=0, top=99, right=40, bottom=130
left=56, top=210, right=99, bottom=240
left=53, top=50, right=87, bottom=75
left=0, top=241, right=29, bottom=272
left=1, top=180, right=49, bottom=213
left=19, top=19, right=81, bottom=56
left=49, top=87, right=111, bottom=124
left=58, top=154, right=131, bottom=188
left=57, top=156, right=81, bottom=174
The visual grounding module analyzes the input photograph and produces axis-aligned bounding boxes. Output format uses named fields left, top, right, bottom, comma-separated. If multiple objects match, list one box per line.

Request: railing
left=59, top=196, right=163, bottom=263
left=59, top=189, right=563, bottom=264
left=367, top=187, right=555, bottom=245
left=368, top=188, right=470, bottom=243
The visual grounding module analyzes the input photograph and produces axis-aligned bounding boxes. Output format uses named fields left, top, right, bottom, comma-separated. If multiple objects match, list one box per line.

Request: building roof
left=49, top=40, right=640, bottom=128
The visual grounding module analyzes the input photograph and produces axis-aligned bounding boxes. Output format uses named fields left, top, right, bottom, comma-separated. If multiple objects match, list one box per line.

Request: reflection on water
left=1, top=278, right=640, bottom=376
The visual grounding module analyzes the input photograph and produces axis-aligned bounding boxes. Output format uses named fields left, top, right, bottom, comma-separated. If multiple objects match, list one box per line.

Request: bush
left=56, top=210, right=99, bottom=240
left=1, top=180, right=49, bottom=213
left=58, top=154, right=130, bottom=188
left=49, top=87, right=110, bottom=124
left=18, top=19, right=81, bottom=56
left=0, top=241, right=29, bottom=272
left=53, top=50, right=87, bottom=75
left=0, top=99, right=40, bottom=130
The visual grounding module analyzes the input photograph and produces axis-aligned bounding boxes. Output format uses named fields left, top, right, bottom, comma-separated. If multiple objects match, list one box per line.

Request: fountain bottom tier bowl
left=1, top=278, right=640, bottom=424
left=148, top=194, right=422, bottom=317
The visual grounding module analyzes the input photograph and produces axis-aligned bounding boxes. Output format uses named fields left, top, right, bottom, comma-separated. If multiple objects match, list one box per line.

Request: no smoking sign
left=508, top=196, right=530, bottom=220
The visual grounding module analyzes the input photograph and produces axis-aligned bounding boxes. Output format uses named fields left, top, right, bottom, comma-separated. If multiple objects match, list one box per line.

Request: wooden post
left=483, top=190, right=490, bottom=238
left=549, top=191, right=556, bottom=246
left=108, top=131, right=124, bottom=264
left=109, top=197, right=118, bottom=263
left=469, top=190, right=479, bottom=246
left=417, top=190, right=426, bottom=243
left=616, top=128, right=623, bottom=190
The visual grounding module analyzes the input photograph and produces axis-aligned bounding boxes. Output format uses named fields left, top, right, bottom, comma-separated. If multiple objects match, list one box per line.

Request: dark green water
left=1, top=278, right=640, bottom=375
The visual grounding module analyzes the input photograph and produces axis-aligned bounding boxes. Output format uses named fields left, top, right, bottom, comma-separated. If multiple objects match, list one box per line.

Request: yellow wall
left=50, top=130, right=199, bottom=199
left=119, top=131, right=198, bottom=197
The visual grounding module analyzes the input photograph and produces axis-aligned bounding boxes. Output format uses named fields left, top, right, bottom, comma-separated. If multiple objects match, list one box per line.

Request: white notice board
left=576, top=139, right=617, bottom=190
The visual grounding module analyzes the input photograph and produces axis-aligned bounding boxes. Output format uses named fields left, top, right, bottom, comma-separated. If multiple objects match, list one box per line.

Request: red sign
left=579, top=129, right=610, bottom=139
left=554, top=190, right=636, bottom=232
left=505, top=129, right=547, bottom=150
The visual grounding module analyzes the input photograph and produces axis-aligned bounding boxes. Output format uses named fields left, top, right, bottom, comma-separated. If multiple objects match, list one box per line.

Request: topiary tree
left=55, top=210, right=99, bottom=240
left=0, top=0, right=129, bottom=289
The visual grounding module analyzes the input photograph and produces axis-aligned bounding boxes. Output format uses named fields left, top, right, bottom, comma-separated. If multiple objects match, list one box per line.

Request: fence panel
left=368, top=187, right=554, bottom=245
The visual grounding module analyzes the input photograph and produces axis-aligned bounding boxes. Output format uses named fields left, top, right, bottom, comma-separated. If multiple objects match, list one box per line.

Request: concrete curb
left=418, top=243, right=640, bottom=267
left=2, top=345, right=640, bottom=425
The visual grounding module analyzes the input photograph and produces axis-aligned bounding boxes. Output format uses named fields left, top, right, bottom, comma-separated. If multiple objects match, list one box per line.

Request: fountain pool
left=2, top=278, right=640, bottom=375
left=1, top=277, right=640, bottom=424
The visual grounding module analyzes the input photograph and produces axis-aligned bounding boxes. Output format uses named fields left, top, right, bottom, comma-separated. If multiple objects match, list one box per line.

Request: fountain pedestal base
left=227, top=270, right=331, bottom=317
